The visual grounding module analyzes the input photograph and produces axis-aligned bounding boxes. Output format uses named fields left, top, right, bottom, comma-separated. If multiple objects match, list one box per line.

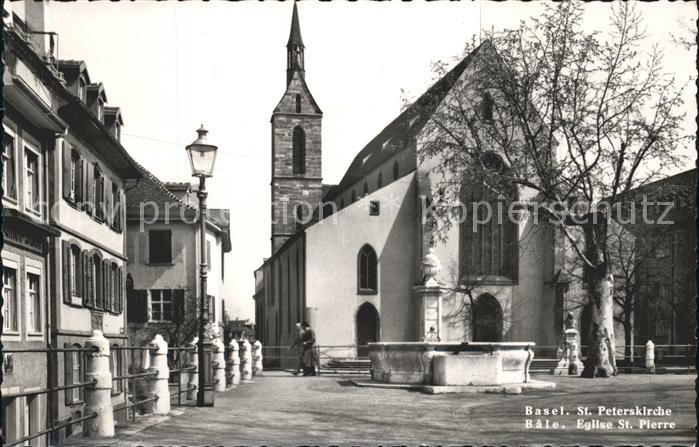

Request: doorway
left=472, top=294, right=503, bottom=342
left=356, top=302, right=379, bottom=357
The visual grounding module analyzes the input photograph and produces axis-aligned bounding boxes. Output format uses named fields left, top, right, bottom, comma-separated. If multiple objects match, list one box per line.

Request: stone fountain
left=363, top=247, right=554, bottom=394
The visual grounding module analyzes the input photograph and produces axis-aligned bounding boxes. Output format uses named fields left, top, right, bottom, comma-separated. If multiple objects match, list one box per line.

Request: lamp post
left=186, top=124, right=218, bottom=407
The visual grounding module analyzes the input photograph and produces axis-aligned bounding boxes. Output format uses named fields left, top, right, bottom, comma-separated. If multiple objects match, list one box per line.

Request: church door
left=472, top=294, right=503, bottom=342
left=356, top=303, right=379, bottom=357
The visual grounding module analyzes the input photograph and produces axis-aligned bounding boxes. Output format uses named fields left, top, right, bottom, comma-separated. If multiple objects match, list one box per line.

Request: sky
left=46, top=1, right=697, bottom=321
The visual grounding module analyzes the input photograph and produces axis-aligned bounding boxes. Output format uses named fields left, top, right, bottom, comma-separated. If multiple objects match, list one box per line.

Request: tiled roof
left=322, top=41, right=488, bottom=203
left=621, top=168, right=696, bottom=208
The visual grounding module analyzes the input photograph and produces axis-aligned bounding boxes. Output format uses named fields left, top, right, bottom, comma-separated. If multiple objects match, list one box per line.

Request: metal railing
left=2, top=346, right=99, bottom=447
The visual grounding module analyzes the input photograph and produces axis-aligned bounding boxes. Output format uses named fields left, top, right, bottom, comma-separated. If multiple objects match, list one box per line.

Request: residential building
left=124, top=176, right=231, bottom=348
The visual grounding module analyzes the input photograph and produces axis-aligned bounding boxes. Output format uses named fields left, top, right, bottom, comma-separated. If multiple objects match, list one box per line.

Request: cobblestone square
left=71, top=372, right=695, bottom=446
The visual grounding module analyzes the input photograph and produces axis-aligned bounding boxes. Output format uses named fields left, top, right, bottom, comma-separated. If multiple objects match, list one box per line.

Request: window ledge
left=69, top=400, right=85, bottom=407
left=147, top=320, right=174, bottom=324
left=147, top=262, right=174, bottom=267
left=3, top=196, right=18, bottom=205
left=27, top=331, right=44, bottom=336
left=3, top=330, right=21, bottom=336
left=357, top=289, right=378, bottom=296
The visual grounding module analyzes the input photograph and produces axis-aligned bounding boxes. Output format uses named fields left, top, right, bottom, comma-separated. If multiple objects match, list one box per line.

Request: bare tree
left=417, top=2, right=691, bottom=377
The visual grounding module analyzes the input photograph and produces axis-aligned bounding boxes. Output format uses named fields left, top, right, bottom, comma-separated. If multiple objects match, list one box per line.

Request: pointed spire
left=287, top=2, right=304, bottom=48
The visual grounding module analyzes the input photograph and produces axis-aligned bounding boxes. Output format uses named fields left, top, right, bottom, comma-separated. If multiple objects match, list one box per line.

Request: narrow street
left=64, top=372, right=695, bottom=445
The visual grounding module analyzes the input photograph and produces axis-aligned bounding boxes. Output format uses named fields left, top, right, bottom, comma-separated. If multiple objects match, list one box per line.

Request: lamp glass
left=187, top=143, right=218, bottom=178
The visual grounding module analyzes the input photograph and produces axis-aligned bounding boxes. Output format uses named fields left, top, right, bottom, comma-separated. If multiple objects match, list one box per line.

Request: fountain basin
left=368, top=342, right=535, bottom=386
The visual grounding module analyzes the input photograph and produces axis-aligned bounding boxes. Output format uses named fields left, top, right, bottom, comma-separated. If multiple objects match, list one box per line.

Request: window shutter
left=62, top=240, right=71, bottom=304
left=105, top=177, right=113, bottom=227
left=173, top=289, right=185, bottom=323
left=85, top=162, right=94, bottom=214
left=86, top=254, right=94, bottom=308
left=104, top=259, right=111, bottom=312
left=119, top=189, right=125, bottom=232
left=64, top=343, right=72, bottom=405
left=127, top=289, right=148, bottom=323
left=62, top=142, right=72, bottom=201
left=75, top=248, right=83, bottom=298
left=117, top=266, right=124, bottom=313
left=75, top=153, right=83, bottom=203
left=138, top=232, right=148, bottom=264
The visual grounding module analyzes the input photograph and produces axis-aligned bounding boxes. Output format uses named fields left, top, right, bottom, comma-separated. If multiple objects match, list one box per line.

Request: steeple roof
left=287, top=3, right=304, bottom=48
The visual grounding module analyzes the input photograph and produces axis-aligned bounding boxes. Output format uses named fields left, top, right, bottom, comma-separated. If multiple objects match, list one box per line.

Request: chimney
left=24, top=1, right=57, bottom=62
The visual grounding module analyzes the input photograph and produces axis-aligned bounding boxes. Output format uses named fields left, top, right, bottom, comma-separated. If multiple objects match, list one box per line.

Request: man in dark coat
left=301, top=321, right=316, bottom=376
left=288, top=322, right=305, bottom=375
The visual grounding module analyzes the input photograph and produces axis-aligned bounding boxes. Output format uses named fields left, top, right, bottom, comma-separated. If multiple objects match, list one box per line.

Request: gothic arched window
left=358, top=244, right=378, bottom=294
left=295, top=94, right=302, bottom=113
left=481, top=92, right=494, bottom=121
left=459, top=153, right=518, bottom=281
left=292, top=126, right=306, bottom=175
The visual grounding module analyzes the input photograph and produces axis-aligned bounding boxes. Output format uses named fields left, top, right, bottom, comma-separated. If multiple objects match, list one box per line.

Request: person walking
left=301, top=321, right=316, bottom=376
left=288, top=322, right=305, bottom=375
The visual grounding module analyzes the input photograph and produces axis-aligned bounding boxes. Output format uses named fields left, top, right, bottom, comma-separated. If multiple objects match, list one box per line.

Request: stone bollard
left=227, top=339, right=241, bottom=387
left=252, top=340, right=264, bottom=377
left=149, top=335, right=170, bottom=415
left=187, top=337, right=199, bottom=401
left=645, top=340, right=656, bottom=374
left=84, top=330, right=115, bottom=437
left=239, top=339, right=253, bottom=382
left=213, top=338, right=227, bottom=392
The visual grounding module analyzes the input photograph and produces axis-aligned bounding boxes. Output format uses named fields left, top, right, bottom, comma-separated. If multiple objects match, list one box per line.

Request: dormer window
left=78, top=77, right=86, bottom=102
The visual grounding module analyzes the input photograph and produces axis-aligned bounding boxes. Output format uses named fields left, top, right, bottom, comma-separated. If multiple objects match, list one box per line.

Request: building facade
left=125, top=176, right=231, bottom=348
left=3, top=2, right=142, bottom=443
left=254, top=5, right=564, bottom=363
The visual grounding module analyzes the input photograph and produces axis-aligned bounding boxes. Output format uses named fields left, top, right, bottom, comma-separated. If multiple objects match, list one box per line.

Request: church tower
left=271, top=2, right=323, bottom=254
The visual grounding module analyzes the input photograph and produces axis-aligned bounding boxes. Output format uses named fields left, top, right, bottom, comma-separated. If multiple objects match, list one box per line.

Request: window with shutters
left=27, top=273, right=41, bottom=333
left=292, top=126, right=306, bottom=175
left=3, top=266, right=18, bottom=332
left=358, top=244, right=378, bottom=294
left=3, top=125, right=17, bottom=200
left=24, top=147, right=40, bottom=214
left=148, top=230, right=172, bottom=264
left=147, top=289, right=184, bottom=323
left=111, top=264, right=118, bottom=313
left=82, top=250, right=95, bottom=308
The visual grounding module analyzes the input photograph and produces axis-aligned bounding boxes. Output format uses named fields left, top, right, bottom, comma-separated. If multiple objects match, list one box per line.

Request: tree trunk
left=581, top=225, right=618, bottom=378
left=623, top=303, right=635, bottom=363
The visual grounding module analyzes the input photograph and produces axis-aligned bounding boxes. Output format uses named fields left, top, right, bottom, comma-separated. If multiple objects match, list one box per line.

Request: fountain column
left=413, top=247, right=444, bottom=342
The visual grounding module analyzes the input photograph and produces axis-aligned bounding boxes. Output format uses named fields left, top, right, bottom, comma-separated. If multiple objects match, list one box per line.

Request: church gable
left=273, top=71, right=322, bottom=115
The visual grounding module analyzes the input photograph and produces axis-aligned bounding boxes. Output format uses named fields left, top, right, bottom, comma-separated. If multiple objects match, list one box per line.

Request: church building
left=254, top=4, right=564, bottom=362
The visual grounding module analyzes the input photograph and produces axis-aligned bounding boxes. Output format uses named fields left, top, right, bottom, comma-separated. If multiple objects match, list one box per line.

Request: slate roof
left=321, top=41, right=489, bottom=203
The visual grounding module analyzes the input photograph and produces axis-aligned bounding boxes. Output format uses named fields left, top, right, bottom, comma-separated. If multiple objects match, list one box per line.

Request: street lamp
left=186, top=124, right=218, bottom=407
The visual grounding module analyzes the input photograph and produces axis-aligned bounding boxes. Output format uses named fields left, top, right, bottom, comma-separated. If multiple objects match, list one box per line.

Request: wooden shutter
left=86, top=254, right=94, bottom=308
left=85, top=162, right=94, bottom=214
left=173, top=289, right=185, bottom=323
left=81, top=251, right=90, bottom=307
left=62, top=142, right=72, bottom=201
left=75, top=153, right=83, bottom=203
left=64, top=343, right=72, bottom=405
left=105, top=177, right=113, bottom=227
left=117, top=266, right=124, bottom=313
left=138, top=232, right=148, bottom=264
left=62, top=240, right=71, bottom=304
left=119, top=189, right=125, bottom=232
left=127, top=289, right=148, bottom=323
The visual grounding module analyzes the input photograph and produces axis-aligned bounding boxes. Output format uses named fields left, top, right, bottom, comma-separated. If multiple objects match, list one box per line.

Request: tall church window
left=358, top=244, right=378, bottom=294
left=292, top=126, right=306, bottom=175
left=460, top=152, right=518, bottom=281
left=481, top=92, right=494, bottom=122
left=295, top=94, right=302, bottom=113
left=393, top=161, right=399, bottom=180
